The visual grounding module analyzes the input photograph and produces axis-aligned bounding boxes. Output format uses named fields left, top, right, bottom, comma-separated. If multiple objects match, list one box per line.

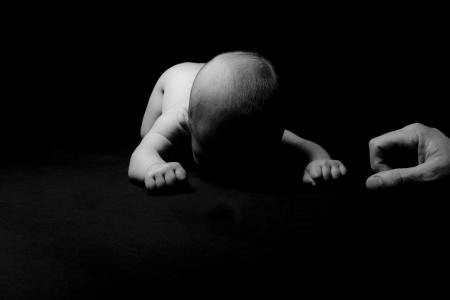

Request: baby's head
left=188, top=51, right=283, bottom=170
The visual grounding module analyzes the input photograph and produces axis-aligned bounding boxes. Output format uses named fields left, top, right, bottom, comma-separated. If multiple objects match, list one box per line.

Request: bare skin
left=128, top=62, right=347, bottom=191
left=367, top=123, right=450, bottom=189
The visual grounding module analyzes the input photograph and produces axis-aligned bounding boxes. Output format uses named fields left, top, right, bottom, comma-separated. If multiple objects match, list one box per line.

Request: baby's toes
left=321, top=164, right=331, bottom=180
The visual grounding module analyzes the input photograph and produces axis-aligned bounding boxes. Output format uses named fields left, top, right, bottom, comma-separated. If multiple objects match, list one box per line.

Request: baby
left=128, top=51, right=347, bottom=190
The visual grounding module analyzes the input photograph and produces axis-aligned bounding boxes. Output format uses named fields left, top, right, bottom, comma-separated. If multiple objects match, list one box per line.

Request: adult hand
left=366, top=123, right=450, bottom=189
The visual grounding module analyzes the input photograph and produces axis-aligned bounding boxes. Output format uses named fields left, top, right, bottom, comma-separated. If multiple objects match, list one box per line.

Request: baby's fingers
left=331, top=161, right=347, bottom=179
left=145, top=176, right=156, bottom=190
left=155, top=174, right=165, bottom=189
left=303, top=171, right=316, bottom=186
left=309, top=163, right=322, bottom=179
left=339, top=163, right=347, bottom=175
left=331, top=164, right=341, bottom=179
left=174, top=165, right=187, bottom=181
left=164, top=169, right=177, bottom=186
left=321, top=164, right=331, bottom=180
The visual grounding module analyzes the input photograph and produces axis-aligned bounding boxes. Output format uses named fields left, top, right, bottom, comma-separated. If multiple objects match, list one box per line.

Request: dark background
left=4, top=8, right=448, bottom=163
left=1, top=6, right=449, bottom=298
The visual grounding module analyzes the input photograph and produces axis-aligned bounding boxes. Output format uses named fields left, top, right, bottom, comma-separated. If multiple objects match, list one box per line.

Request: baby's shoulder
left=160, top=62, right=204, bottom=86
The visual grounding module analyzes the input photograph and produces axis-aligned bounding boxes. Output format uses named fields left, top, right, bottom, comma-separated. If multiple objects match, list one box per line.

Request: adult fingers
left=369, top=127, right=420, bottom=172
left=365, top=162, right=435, bottom=190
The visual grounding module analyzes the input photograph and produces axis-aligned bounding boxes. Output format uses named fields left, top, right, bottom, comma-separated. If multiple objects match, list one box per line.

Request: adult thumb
left=366, top=166, right=425, bottom=190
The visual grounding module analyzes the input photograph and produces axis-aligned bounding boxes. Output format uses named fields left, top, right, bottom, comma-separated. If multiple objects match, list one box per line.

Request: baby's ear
left=178, top=109, right=190, bottom=133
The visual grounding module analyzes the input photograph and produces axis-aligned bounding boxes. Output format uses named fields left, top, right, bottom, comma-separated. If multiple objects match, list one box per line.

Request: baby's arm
left=282, top=130, right=347, bottom=185
left=140, top=68, right=170, bottom=138
left=129, top=113, right=187, bottom=190
left=282, top=130, right=331, bottom=161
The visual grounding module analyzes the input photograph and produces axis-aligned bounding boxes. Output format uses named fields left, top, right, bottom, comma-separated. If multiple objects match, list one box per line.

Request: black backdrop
left=1, top=7, right=449, bottom=297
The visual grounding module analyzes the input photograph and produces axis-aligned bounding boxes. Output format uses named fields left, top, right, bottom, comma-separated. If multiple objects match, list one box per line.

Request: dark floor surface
left=1, top=145, right=448, bottom=298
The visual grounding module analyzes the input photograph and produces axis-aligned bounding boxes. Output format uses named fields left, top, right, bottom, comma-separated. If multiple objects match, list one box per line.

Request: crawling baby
left=128, top=51, right=347, bottom=190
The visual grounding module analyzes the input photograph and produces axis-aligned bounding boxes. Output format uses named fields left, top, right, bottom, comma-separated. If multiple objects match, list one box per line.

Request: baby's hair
left=188, top=51, right=280, bottom=124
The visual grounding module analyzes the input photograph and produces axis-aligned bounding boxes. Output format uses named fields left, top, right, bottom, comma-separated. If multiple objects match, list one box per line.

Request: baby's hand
left=145, top=162, right=187, bottom=191
left=303, top=159, right=347, bottom=186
